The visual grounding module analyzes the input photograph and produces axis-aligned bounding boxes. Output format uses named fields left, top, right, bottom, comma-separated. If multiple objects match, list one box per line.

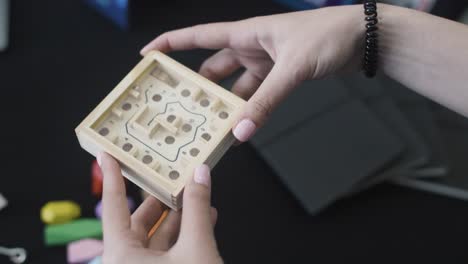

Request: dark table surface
left=1, top=1, right=468, bottom=263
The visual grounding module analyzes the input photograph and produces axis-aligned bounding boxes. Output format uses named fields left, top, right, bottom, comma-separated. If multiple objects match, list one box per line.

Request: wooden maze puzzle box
left=76, top=51, right=246, bottom=209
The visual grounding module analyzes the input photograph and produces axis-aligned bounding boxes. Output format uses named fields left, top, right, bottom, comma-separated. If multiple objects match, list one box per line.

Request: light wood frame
left=75, top=51, right=245, bottom=209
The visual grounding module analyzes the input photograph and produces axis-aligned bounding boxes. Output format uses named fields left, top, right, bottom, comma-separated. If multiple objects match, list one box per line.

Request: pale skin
left=102, top=4, right=468, bottom=263
left=99, top=152, right=222, bottom=264
left=140, top=3, right=468, bottom=142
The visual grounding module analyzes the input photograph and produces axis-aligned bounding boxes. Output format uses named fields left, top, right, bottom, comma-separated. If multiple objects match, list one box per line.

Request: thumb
left=232, top=62, right=302, bottom=142
left=178, top=165, right=216, bottom=245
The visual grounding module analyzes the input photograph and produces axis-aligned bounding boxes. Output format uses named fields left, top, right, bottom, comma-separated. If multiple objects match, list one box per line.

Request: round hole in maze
left=122, top=103, right=132, bottom=111
left=201, top=133, right=211, bottom=141
left=152, top=94, right=162, bottom=102
left=142, top=155, right=153, bottom=164
left=218, top=111, right=229, bottom=119
left=98, top=127, right=109, bottom=136
left=182, top=123, right=192, bottom=132
left=122, top=143, right=133, bottom=152
left=200, top=99, right=210, bottom=107
left=181, top=89, right=191, bottom=97
left=165, top=136, right=175, bottom=144
left=189, top=148, right=200, bottom=157
left=169, top=170, right=180, bottom=180
left=166, top=115, right=176, bottom=123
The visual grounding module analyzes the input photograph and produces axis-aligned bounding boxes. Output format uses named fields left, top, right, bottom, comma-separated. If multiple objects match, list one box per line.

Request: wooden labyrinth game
left=76, top=51, right=245, bottom=209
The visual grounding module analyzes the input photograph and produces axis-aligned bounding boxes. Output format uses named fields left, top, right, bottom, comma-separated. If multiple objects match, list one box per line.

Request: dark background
left=1, top=0, right=468, bottom=263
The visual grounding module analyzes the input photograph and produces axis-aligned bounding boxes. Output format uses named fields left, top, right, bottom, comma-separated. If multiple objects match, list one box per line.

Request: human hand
left=98, top=152, right=222, bottom=264
left=140, top=5, right=365, bottom=142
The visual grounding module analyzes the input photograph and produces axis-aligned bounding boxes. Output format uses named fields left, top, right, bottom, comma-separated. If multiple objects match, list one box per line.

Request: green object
left=45, top=218, right=102, bottom=246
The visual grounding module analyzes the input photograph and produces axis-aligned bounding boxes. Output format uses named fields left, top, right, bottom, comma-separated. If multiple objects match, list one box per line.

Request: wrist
left=334, top=4, right=367, bottom=75
left=343, top=3, right=397, bottom=75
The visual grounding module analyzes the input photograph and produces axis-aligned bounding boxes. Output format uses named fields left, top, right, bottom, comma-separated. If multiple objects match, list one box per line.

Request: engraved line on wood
left=124, top=101, right=207, bottom=162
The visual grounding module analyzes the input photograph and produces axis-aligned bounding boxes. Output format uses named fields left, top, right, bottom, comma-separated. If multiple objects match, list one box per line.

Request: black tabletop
left=1, top=1, right=468, bottom=263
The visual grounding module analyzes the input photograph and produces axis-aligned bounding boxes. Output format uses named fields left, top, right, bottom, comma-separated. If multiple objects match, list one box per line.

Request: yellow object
left=41, top=201, right=81, bottom=225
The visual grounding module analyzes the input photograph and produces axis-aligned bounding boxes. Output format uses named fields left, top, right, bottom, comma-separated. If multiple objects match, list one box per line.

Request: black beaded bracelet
left=363, top=0, right=378, bottom=78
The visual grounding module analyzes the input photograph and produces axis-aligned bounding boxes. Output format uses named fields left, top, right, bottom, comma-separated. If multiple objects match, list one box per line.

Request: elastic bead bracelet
left=363, top=0, right=379, bottom=78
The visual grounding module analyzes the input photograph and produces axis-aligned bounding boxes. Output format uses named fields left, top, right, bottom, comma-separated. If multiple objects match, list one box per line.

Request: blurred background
left=1, top=0, right=468, bottom=263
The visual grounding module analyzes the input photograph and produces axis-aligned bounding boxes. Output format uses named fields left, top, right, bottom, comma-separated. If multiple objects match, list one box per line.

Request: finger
left=210, top=207, right=218, bottom=227
left=131, top=196, right=164, bottom=240
left=178, top=165, right=215, bottom=245
left=199, top=49, right=241, bottom=82
left=232, top=61, right=304, bottom=142
left=99, top=152, right=131, bottom=237
left=140, top=21, right=247, bottom=55
left=148, top=210, right=182, bottom=251
left=231, top=70, right=262, bottom=100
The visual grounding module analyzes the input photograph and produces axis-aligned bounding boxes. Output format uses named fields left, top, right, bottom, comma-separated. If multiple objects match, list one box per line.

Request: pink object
left=233, top=119, right=256, bottom=142
left=67, top=239, right=103, bottom=264
left=194, top=165, right=211, bottom=187
left=95, top=197, right=135, bottom=219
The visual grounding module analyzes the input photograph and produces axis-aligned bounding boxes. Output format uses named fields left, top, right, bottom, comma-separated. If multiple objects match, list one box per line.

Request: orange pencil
left=147, top=209, right=169, bottom=238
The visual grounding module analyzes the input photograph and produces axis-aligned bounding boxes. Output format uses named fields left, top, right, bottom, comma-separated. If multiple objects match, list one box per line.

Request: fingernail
left=194, top=165, right=211, bottom=187
left=96, top=152, right=103, bottom=167
left=233, top=119, right=256, bottom=142
left=140, top=46, right=149, bottom=55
